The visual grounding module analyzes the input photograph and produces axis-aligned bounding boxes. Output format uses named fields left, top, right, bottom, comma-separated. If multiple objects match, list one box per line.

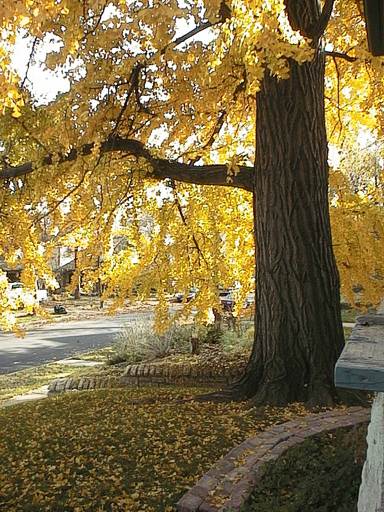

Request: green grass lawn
left=75, top=346, right=116, bottom=362
left=0, top=388, right=312, bottom=512
left=0, top=363, right=103, bottom=402
left=0, top=345, right=120, bottom=403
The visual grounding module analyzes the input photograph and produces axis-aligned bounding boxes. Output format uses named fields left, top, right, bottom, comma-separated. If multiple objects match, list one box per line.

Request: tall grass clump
left=109, top=322, right=193, bottom=365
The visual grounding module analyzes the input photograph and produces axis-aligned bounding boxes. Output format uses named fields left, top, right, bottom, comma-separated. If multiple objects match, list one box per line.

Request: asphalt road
left=0, top=312, right=151, bottom=374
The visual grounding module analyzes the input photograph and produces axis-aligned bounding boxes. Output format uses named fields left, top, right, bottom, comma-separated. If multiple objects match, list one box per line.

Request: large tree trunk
left=236, top=48, right=344, bottom=406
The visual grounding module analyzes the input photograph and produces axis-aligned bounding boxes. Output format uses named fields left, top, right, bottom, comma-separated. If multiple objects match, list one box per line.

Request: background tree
left=0, top=0, right=383, bottom=405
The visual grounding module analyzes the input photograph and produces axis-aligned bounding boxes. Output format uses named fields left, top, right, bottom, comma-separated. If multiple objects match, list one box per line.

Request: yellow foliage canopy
left=0, top=0, right=382, bottom=328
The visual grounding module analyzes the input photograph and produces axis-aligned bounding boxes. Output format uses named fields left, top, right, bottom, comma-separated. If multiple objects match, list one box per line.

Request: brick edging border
left=176, top=406, right=370, bottom=512
left=48, top=361, right=246, bottom=394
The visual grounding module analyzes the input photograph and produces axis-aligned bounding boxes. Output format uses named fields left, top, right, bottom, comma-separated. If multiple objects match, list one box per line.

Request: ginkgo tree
left=0, top=0, right=383, bottom=405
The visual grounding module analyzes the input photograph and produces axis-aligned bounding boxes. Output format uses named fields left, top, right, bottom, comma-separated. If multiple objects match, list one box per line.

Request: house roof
left=364, top=0, right=384, bottom=56
left=55, top=259, right=76, bottom=274
left=0, top=256, right=23, bottom=272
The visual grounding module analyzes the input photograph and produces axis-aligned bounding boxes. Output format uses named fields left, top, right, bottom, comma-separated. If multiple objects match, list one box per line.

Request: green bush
left=194, top=320, right=254, bottom=350
left=220, top=321, right=254, bottom=353
left=199, top=323, right=224, bottom=344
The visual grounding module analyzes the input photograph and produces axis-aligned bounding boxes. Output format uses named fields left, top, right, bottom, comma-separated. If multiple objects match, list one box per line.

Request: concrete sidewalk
left=0, top=358, right=103, bottom=408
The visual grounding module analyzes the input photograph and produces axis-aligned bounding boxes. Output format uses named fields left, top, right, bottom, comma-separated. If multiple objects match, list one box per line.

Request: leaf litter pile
left=0, top=387, right=310, bottom=511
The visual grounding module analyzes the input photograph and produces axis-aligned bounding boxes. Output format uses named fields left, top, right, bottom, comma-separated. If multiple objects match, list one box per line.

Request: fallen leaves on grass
left=0, top=364, right=102, bottom=402
left=0, top=387, right=313, bottom=511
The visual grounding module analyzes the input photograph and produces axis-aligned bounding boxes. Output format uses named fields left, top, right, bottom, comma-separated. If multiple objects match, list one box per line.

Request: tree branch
left=152, top=159, right=252, bottom=191
left=284, top=0, right=335, bottom=40
left=324, top=50, right=357, bottom=63
left=310, top=0, right=335, bottom=39
left=163, top=21, right=214, bottom=53
left=21, top=37, right=39, bottom=89
left=169, top=178, right=207, bottom=266
left=0, top=136, right=253, bottom=191
left=161, top=4, right=230, bottom=55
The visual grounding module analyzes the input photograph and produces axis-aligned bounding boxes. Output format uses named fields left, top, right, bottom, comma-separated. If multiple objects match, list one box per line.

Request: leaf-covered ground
left=243, top=425, right=367, bottom=512
left=0, top=387, right=312, bottom=511
left=0, top=349, right=117, bottom=402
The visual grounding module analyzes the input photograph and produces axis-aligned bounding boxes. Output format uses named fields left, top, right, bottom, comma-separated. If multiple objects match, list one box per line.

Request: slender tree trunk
left=73, top=247, right=81, bottom=300
left=236, top=48, right=344, bottom=406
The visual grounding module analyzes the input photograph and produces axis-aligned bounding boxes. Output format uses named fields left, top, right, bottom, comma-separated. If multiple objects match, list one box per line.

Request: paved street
left=0, top=312, right=151, bottom=374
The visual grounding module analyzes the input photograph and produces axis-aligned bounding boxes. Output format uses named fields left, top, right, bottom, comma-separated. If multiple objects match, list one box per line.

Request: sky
left=10, top=12, right=199, bottom=105
left=12, top=33, right=70, bottom=104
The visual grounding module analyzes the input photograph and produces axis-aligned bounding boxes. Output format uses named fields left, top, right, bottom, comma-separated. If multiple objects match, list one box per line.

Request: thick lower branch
left=0, top=136, right=253, bottom=191
left=152, top=160, right=252, bottom=190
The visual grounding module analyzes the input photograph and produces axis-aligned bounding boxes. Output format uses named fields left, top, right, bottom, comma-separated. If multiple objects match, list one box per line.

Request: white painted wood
left=358, top=392, right=384, bottom=512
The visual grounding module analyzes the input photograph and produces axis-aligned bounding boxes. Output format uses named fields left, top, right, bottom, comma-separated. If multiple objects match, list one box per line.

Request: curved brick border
left=176, top=406, right=370, bottom=512
left=48, top=361, right=245, bottom=394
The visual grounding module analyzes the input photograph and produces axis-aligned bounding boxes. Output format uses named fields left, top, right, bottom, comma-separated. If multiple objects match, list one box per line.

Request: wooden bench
left=335, top=306, right=384, bottom=511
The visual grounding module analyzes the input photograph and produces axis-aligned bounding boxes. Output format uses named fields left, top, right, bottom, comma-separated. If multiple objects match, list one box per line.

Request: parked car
left=219, top=291, right=236, bottom=311
left=8, top=282, right=24, bottom=300
left=8, top=282, right=48, bottom=303
left=172, top=288, right=198, bottom=303
left=219, top=290, right=255, bottom=311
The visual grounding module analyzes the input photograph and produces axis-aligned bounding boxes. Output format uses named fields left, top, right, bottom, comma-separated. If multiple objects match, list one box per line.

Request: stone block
left=294, top=428, right=318, bottom=439
left=215, top=459, right=235, bottom=474
left=243, top=454, right=261, bottom=469
left=64, top=378, right=74, bottom=391
left=196, top=473, right=219, bottom=489
left=176, top=493, right=203, bottom=512
left=48, top=380, right=57, bottom=392
left=226, top=446, right=245, bottom=460
left=258, top=452, right=280, bottom=464
left=191, top=485, right=210, bottom=500
left=225, top=488, right=248, bottom=510
left=122, top=366, right=130, bottom=376
left=154, top=365, right=164, bottom=377
left=198, top=501, right=219, bottom=512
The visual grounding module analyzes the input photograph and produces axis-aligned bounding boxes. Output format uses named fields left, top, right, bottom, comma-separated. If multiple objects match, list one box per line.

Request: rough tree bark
left=234, top=0, right=344, bottom=406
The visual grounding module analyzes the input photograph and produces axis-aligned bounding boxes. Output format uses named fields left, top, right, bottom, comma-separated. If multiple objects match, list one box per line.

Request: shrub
left=109, top=322, right=152, bottom=364
left=220, top=321, right=254, bottom=353
left=199, top=323, right=224, bottom=345
left=109, top=320, right=254, bottom=365
left=109, top=322, right=192, bottom=365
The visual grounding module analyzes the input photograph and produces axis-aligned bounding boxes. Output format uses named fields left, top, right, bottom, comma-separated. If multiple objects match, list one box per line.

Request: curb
left=176, top=406, right=370, bottom=511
